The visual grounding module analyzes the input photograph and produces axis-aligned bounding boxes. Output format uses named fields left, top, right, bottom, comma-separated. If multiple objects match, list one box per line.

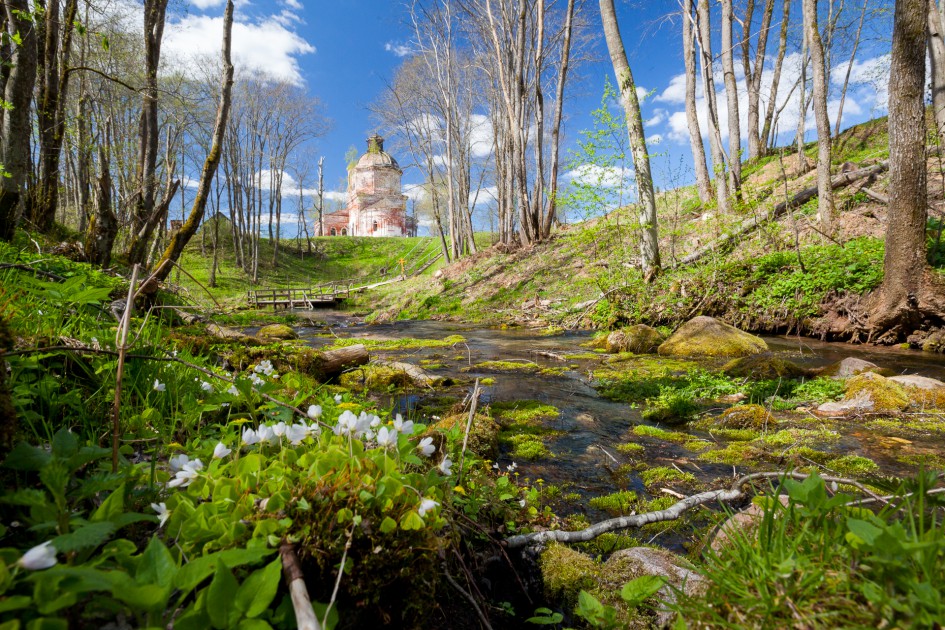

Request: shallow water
left=295, top=313, right=945, bottom=529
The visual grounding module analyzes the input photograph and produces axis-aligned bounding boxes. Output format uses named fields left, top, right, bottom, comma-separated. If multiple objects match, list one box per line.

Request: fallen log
left=314, top=344, right=369, bottom=380
left=281, top=543, right=322, bottom=630
left=675, top=161, right=889, bottom=268
left=373, top=359, right=442, bottom=387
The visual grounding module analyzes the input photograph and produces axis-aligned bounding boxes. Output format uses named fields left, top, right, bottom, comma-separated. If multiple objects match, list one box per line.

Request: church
left=322, top=134, right=416, bottom=237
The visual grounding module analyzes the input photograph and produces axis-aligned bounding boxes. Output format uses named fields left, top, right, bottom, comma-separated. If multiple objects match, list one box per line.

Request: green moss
left=575, top=532, right=640, bottom=556
left=699, top=441, right=761, bottom=465
left=540, top=543, right=599, bottom=604
left=501, top=433, right=551, bottom=460
left=490, top=400, right=560, bottom=427
left=632, top=425, right=690, bottom=443
left=256, top=323, right=298, bottom=341
left=589, top=490, right=638, bottom=515
left=658, top=316, right=768, bottom=358
left=722, top=354, right=810, bottom=380
left=339, top=365, right=413, bottom=390
left=639, top=466, right=696, bottom=487
left=324, top=334, right=466, bottom=352
left=683, top=439, right=714, bottom=451
left=479, top=377, right=496, bottom=386
left=761, top=428, right=840, bottom=448
left=616, top=442, right=645, bottom=455
left=845, top=373, right=909, bottom=412
left=830, top=455, right=880, bottom=476
left=715, top=404, right=776, bottom=430
left=564, top=352, right=604, bottom=360
left=434, top=412, right=500, bottom=459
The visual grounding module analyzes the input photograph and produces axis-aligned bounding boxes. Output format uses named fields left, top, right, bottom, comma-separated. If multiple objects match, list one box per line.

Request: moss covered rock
left=339, top=365, right=412, bottom=390
left=844, top=372, right=909, bottom=412
left=722, top=353, right=810, bottom=379
left=658, top=316, right=767, bottom=358
left=888, top=375, right=945, bottom=409
left=819, top=357, right=882, bottom=378
left=540, top=543, right=599, bottom=604
left=257, top=323, right=298, bottom=341
left=716, top=404, right=776, bottom=430
left=606, top=325, right=665, bottom=354
left=433, top=412, right=500, bottom=459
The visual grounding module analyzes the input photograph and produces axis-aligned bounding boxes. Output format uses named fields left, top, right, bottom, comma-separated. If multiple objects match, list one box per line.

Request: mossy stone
left=257, top=323, right=298, bottom=341
left=716, top=404, right=776, bottom=430
left=339, top=365, right=412, bottom=390
left=539, top=543, right=599, bottom=604
left=722, top=353, right=810, bottom=379
left=658, top=316, right=767, bottom=358
left=606, top=325, right=665, bottom=354
left=819, top=357, right=882, bottom=378
left=844, top=372, right=909, bottom=412
left=433, top=412, right=500, bottom=459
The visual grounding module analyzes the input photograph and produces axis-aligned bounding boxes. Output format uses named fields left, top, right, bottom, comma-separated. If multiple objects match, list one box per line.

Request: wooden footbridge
left=247, top=244, right=443, bottom=310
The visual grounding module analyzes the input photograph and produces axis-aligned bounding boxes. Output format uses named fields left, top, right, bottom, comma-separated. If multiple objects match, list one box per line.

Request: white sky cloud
left=385, top=41, right=413, bottom=57
left=188, top=0, right=225, bottom=10
left=565, top=163, right=634, bottom=188
left=163, top=13, right=315, bottom=85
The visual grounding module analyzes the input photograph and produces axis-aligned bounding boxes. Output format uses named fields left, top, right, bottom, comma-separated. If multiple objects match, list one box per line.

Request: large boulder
left=658, top=316, right=767, bottom=358
left=257, top=323, right=298, bottom=341
left=815, top=372, right=908, bottom=417
left=819, top=357, right=882, bottom=379
left=606, top=325, right=665, bottom=354
left=722, top=353, right=810, bottom=379
left=888, top=375, right=945, bottom=409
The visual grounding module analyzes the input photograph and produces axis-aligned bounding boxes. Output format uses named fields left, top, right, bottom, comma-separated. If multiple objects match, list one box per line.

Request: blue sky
left=156, top=0, right=893, bottom=232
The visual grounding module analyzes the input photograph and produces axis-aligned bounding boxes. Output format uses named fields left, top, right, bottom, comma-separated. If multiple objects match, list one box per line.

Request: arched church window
left=341, top=228, right=348, bottom=236
left=330, top=228, right=336, bottom=236
left=372, top=220, right=378, bottom=232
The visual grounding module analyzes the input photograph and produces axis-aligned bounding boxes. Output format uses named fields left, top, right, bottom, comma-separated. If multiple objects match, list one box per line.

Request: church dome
left=356, top=134, right=400, bottom=170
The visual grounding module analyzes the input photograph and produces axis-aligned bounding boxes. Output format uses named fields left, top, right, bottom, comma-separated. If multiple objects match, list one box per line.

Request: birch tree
left=599, top=0, right=660, bottom=277
left=681, top=0, right=712, bottom=203
left=804, top=0, right=835, bottom=234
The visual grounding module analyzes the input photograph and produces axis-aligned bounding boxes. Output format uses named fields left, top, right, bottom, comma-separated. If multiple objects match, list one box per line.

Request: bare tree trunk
left=683, top=0, right=713, bottom=203
left=871, top=0, right=941, bottom=337
left=928, top=0, right=945, bottom=144
left=761, top=0, right=791, bottom=154
left=86, top=141, right=116, bottom=267
left=143, top=0, right=234, bottom=293
left=543, top=0, right=575, bottom=238
left=720, top=0, right=742, bottom=191
left=0, top=0, right=37, bottom=241
left=600, top=0, right=660, bottom=277
left=32, top=0, right=79, bottom=233
left=317, top=156, right=325, bottom=236
left=804, top=0, right=835, bottom=234
left=696, top=0, right=732, bottom=214
left=744, top=0, right=776, bottom=159
left=796, top=24, right=810, bottom=167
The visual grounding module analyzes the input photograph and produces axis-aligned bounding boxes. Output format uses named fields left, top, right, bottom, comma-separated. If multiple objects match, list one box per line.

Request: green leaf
left=378, top=516, right=397, bottom=534
left=174, top=548, right=273, bottom=594
left=0, top=489, right=47, bottom=507
left=0, top=619, right=20, bottom=630
left=50, top=430, right=77, bottom=459
left=525, top=607, right=563, bottom=624
left=207, top=559, right=241, bottom=629
left=236, top=558, right=281, bottom=618
left=237, top=620, right=273, bottom=630
left=0, top=595, right=31, bottom=614
left=400, top=511, right=424, bottom=531
left=90, top=483, right=125, bottom=523
left=25, top=619, right=67, bottom=630
left=846, top=518, right=883, bottom=547
left=619, top=575, right=665, bottom=608
left=3, top=442, right=50, bottom=471
left=52, top=522, right=115, bottom=553
left=136, top=536, right=177, bottom=588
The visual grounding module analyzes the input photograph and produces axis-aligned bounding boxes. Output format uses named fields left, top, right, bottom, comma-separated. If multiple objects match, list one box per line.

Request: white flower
left=257, top=424, right=276, bottom=444
left=151, top=502, right=170, bottom=527
left=307, top=405, right=322, bottom=420
left=212, top=442, right=231, bottom=459
left=167, top=459, right=202, bottom=488
left=519, top=499, right=526, bottom=507
left=334, top=410, right=358, bottom=436
left=254, top=360, right=274, bottom=375
left=271, top=422, right=287, bottom=438
left=200, top=381, right=214, bottom=393
left=334, top=394, right=342, bottom=403
left=376, top=426, right=397, bottom=449
left=492, top=462, right=499, bottom=470
left=249, top=373, right=265, bottom=387
left=227, top=384, right=239, bottom=396
left=418, top=498, right=439, bottom=518
left=169, top=454, right=192, bottom=473
left=370, top=415, right=381, bottom=428
left=507, top=462, right=518, bottom=473
left=153, top=379, right=166, bottom=392
left=308, top=423, right=322, bottom=436
left=286, top=423, right=309, bottom=445
left=393, top=414, right=414, bottom=435
left=438, top=457, right=453, bottom=476
left=18, top=542, right=57, bottom=570
left=417, top=437, right=436, bottom=457
left=242, top=428, right=260, bottom=445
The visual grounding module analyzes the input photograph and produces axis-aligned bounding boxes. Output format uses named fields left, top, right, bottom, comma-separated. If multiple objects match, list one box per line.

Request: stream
left=291, top=313, right=945, bottom=540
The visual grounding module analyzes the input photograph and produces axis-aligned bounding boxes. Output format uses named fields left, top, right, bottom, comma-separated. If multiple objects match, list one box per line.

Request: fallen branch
left=534, top=350, right=566, bottom=361
left=111, top=264, right=139, bottom=472
left=458, top=379, right=481, bottom=483
left=280, top=543, right=321, bottom=630
left=503, top=470, right=893, bottom=548
left=675, top=161, right=889, bottom=268
left=860, top=187, right=889, bottom=205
